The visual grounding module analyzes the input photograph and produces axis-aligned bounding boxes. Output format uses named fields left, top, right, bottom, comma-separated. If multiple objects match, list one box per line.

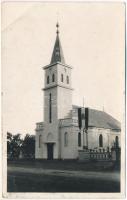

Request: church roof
left=72, top=105, right=121, bottom=131
left=50, top=23, right=65, bottom=65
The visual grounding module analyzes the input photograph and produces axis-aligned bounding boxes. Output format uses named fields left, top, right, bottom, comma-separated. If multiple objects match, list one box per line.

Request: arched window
left=67, top=76, right=69, bottom=84
left=39, top=135, right=42, bottom=148
left=64, top=132, right=68, bottom=146
left=47, top=76, right=49, bottom=84
left=61, top=74, right=64, bottom=82
left=99, top=134, right=103, bottom=147
left=52, top=74, right=55, bottom=82
left=49, top=93, right=52, bottom=123
left=115, top=136, right=119, bottom=147
left=78, top=132, right=81, bottom=147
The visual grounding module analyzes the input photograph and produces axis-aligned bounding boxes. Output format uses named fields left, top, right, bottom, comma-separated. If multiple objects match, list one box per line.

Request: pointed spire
left=50, top=23, right=65, bottom=64
left=56, top=22, right=59, bottom=34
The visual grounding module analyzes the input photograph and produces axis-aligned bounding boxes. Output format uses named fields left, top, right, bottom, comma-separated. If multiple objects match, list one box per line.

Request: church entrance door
left=47, top=143, right=54, bottom=160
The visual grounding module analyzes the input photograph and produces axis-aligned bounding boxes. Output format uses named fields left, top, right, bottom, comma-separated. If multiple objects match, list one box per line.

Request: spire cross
left=56, top=22, right=59, bottom=34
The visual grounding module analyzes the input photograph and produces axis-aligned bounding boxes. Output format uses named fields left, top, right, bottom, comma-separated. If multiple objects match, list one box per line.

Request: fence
left=79, top=147, right=120, bottom=162
left=89, top=149, right=111, bottom=161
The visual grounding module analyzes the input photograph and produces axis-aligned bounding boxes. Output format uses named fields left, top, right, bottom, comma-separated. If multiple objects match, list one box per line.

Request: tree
left=7, top=132, right=13, bottom=157
left=22, top=134, right=35, bottom=158
left=7, top=132, right=23, bottom=159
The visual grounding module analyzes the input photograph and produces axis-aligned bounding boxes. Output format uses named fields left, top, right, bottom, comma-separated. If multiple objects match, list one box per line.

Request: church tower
left=37, top=23, right=73, bottom=159
left=35, top=23, right=121, bottom=160
left=43, top=23, right=73, bottom=122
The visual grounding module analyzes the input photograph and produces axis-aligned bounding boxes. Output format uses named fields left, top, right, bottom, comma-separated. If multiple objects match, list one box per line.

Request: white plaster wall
left=44, top=87, right=57, bottom=123
left=57, top=87, right=72, bottom=119
left=73, top=127, right=84, bottom=158
left=60, top=126, right=76, bottom=159
left=44, top=63, right=72, bottom=122
left=44, top=65, right=57, bottom=87
left=36, top=124, right=121, bottom=159
left=87, top=127, right=121, bottom=150
left=36, top=62, right=121, bottom=159
left=41, top=62, right=73, bottom=159
left=88, top=127, right=110, bottom=149
left=39, top=65, right=59, bottom=159
left=109, top=130, right=121, bottom=148
left=44, top=63, right=72, bottom=89
left=43, top=123, right=59, bottom=159
left=57, top=63, right=72, bottom=119
left=35, top=129, right=44, bottom=159
left=35, top=123, right=60, bottom=159
left=57, top=64, right=72, bottom=88
left=43, top=85, right=72, bottom=158
left=60, top=126, right=83, bottom=159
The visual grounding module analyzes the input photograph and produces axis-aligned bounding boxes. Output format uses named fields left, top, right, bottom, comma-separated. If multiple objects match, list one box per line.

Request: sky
left=2, top=2, right=125, bottom=135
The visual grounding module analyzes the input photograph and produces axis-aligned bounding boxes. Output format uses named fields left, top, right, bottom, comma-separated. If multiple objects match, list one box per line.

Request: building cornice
left=42, top=84, right=74, bottom=91
left=88, top=126, right=121, bottom=131
left=43, top=62, right=73, bottom=70
left=59, top=124, right=121, bottom=131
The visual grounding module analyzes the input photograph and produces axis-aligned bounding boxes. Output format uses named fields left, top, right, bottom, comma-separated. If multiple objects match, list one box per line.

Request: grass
left=8, top=172, right=120, bottom=192
left=7, top=159, right=120, bottom=172
left=7, top=159, right=120, bottom=192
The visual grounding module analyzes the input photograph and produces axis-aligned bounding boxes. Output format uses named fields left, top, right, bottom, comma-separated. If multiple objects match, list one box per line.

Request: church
left=35, top=23, right=121, bottom=160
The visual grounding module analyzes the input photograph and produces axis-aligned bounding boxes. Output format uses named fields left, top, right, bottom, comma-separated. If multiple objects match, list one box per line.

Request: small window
left=52, top=74, right=55, bottom=82
left=99, top=134, right=103, bottom=147
left=64, top=132, right=68, bottom=146
left=78, top=132, right=81, bottom=147
left=67, top=76, right=69, bottom=84
left=39, top=135, right=42, bottom=148
left=61, top=74, right=64, bottom=82
left=47, top=76, right=49, bottom=84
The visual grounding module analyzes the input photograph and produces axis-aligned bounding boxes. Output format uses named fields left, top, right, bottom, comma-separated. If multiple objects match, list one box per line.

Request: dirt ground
left=7, top=160, right=120, bottom=192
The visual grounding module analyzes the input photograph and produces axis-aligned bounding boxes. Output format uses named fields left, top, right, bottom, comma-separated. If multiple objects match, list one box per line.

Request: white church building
left=35, top=23, right=121, bottom=160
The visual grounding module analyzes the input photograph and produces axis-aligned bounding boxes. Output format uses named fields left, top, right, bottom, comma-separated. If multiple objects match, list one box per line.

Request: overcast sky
left=2, top=2, right=125, bottom=135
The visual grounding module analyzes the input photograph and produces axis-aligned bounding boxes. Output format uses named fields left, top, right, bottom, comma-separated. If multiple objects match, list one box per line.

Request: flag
left=81, top=107, right=85, bottom=128
left=78, top=108, right=82, bottom=129
left=78, top=107, right=89, bottom=130
left=85, top=107, right=89, bottom=130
